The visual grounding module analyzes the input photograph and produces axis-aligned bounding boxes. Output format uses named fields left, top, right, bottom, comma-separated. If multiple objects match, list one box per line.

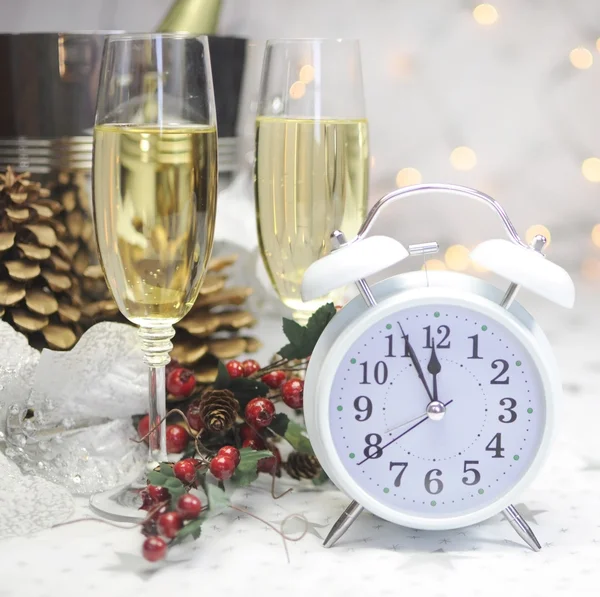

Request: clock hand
left=384, top=411, right=433, bottom=434
left=384, top=398, right=448, bottom=433
left=397, top=323, right=434, bottom=402
left=427, top=340, right=442, bottom=402
left=357, top=399, right=454, bottom=465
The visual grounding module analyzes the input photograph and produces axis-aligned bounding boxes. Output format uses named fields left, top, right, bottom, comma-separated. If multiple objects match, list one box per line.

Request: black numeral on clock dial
left=498, top=397, right=517, bottom=423
left=353, top=396, right=372, bottom=422
left=384, top=334, right=395, bottom=357
left=485, top=433, right=505, bottom=458
left=462, top=460, right=481, bottom=485
left=468, top=334, right=483, bottom=359
left=363, top=433, right=383, bottom=459
left=423, top=325, right=451, bottom=349
left=389, top=462, right=408, bottom=487
left=490, top=359, right=510, bottom=384
left=359, top=361, right=388, bottom=385
left=424, top=468, right=443, bottom=494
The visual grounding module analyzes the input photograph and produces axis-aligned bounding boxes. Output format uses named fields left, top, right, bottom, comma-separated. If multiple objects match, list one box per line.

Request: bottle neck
left=156, top=0, right=222, bottom=35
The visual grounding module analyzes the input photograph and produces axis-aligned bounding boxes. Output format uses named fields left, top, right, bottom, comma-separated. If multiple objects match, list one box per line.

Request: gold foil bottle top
left=156, top=0, right=222, bottom=34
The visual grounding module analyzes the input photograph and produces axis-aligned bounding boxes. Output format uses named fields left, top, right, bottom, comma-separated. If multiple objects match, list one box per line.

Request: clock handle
left=357, top=183, right=528, bottom=248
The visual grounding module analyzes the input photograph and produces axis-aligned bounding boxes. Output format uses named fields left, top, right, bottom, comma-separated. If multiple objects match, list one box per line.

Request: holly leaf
left=171, top=516, right=204, bottom=545
left=147, top=470, right=168, bottom=486
left=206, top=483, right=230, bottom=516
left=269, top=413, right=314, bottom=455
left=277, top=302, right=336, bottom=359
left=229, top=377, right=270, bottom=409
left=159, top=463, right=175, bottom=477
left=231, top=447, right=274, bottom=487
left=282, top=318, right=306, bottom=346
left=214, top=361, right=231, bottom=389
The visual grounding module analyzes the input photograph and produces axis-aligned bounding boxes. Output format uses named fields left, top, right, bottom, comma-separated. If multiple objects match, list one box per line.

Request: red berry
left=157, top=511, right=183, bottom=539
left=209, top=454, right=236, bottom=480
left=217, top=445, right=240, bottom=466
left=186, top=398, right=204, bottom=432
left=176, top=493, right=202, bottom=519
left=139, top=487, right=154, bottom=510
left=143, top=536, right=167, bottom=562
left=147, top=484, right=170, bottom=502
left=137, top=414, right=150, bottom=443
left=258, top=445, right=282, bottom=475
left=173, top=458, right=198, bottom=484
left=226, top=360, right=244, bottom=378
left=245, top=397, right=275, bottom=428
left=166, top=425, right=189, bottom=453
left=261, top=370, right=286, bottom=389
left=281, top=378, right=304, bottom=409
left=241, top=359, right=261, bottom=377
left=166, top=367, right=196, bottom=397
left=242, top=438, right=263, bottom=450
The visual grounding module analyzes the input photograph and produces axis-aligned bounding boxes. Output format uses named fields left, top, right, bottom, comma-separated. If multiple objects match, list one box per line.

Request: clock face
left=329, top=302, right=546, bottom=519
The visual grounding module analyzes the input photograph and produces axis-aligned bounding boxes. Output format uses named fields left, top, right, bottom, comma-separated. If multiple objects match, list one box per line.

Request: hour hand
left=427, top=341, right=442, bottom=402
left=398, top=323, right=433, bottom=402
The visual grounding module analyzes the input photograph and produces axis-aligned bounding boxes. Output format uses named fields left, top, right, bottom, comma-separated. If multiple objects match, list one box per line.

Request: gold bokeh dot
left=582, top=258, right=600, bottom=280
left=289, top=81, right=306, bottom=100
left=582, top=157, right=600, bottom=182
left=592, top=224, right=600, bottom=248
left=423, top=259, right=447, bottom=271
left=569, top=47, right=593, bottom=70
left=299, top=65, right=315, bottom=84
left=472, top=260, right=488, bottom=273
left=450, top=146, right=477, bottom=171
left=473, top=4, right=498, bottom=25
left=395, top=167, right=422, bottom=187
left=445, top=245, right=470, bottom=271
left=597, top=38, right=600, bottom=52
left=525, top=224, right=551, bottom=247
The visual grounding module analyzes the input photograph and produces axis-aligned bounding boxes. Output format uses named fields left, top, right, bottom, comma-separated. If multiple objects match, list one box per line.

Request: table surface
left=1, top=282, right=599, bottom=597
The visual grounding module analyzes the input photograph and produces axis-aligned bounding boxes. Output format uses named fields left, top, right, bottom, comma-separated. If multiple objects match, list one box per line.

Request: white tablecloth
left=1, top=283, right=599, bottom=597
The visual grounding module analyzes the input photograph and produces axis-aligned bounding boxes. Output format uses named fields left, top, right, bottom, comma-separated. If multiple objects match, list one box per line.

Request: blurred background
left=1, top=0, right=599, bottom=284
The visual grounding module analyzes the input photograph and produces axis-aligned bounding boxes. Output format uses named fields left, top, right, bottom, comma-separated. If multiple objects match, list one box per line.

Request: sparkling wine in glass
left=90, top=34, right=217, bottom=519
left=254, top=39, right=369, bottom=324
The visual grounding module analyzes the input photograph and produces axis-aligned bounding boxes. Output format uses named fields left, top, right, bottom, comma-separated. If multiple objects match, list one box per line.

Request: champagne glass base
left=89, top=475, right=148, bottom=522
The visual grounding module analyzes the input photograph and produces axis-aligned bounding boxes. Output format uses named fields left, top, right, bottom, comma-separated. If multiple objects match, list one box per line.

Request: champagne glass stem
left=138, top=324, right=176, bottom=466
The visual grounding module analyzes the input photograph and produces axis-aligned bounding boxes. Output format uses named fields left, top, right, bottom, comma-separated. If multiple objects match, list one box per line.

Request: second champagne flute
left=254, top=39, right=369, bottom=324
left=91, top=34, right=218, bottom=519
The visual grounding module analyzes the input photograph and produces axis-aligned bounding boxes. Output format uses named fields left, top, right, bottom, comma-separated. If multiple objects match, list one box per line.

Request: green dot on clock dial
left=430, top=500, right=437, bottom=506
left=349, top=453, right=355, bottom=459
left=350, top=358, right=356, bottom=364
left=383, top=487, right=390, bottom=494
left=481, top=325, right=488, bottom=331
left=434, top=311, right=440, bottom=318
left=337, top=405, right=343, bottom=411
left=516, top=360, right=522, bottom=367
left=386, top=323, right=392, bottom=329
left=513, top=455, right=520, bottom=461
left=478, top=488, right=484, bottom=494
left=527, top=408, right=533, bottom=414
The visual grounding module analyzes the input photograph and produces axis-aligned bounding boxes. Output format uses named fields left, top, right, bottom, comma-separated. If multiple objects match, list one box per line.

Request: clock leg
left=503, top=504, right=542, bottom=551
left=323, top=500, right=364, bottom=548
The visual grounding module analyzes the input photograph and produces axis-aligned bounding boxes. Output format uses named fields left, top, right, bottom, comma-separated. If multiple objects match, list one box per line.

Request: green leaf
left=159, top=463, right=175, bottom=477
left=206, top=483, right=230, bottom=516
left=171, top=516, right=204, bottom=545
left=214, top=361, right=231, bottom=389
left=147, top=470, right=168, bottom=486
left=164, top=477, right=184, bottom=490
left=277, top=342, right=300, bottom=360
left=230, top=448, right=274, bottom=488
left=269, top=413, right=314, bottom=455
left=304, top=302, right=336, bottom=352
left=282, top=317, right=306, bottom=346
left=229, top=377, right=270, bottom=409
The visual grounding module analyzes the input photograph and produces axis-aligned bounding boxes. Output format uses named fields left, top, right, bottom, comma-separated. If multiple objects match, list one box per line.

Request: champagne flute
left=254, top=39, right=369, bottom=324
left=90, top=34, right=217, bottom=519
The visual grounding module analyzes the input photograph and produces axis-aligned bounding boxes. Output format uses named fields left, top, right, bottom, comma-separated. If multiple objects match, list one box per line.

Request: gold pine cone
left=285, top=452, right=322, bottom=481
left=198, top=388, right=240, bottom=433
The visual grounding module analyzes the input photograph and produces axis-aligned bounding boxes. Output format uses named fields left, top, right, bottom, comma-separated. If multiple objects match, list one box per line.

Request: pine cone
left=198, top=389, right=239, bottom=433
left=0, top=167, right=84, bottom=349
left=285, top=452, right=322, bottom=481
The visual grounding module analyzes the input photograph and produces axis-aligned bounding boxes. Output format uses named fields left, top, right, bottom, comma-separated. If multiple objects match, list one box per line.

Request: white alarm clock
left=301, top=184, right=575, bottom=551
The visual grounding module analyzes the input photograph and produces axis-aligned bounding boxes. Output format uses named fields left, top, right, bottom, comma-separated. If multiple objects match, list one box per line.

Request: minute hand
left=427, top=341, right=441, bottom=402
left=398, top=323, right=433, bottom=402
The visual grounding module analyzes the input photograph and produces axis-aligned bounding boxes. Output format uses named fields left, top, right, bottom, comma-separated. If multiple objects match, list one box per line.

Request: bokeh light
left=289, top=81, right=306, bottom=100
left=473, top=4, right=499, bottom=26
left=582, top=157, right=600, bottom=182
left=591, top=224, right=600, bottom=247
left=299, top=65, right=315, bottom=84
left=525, top=224, right=551, bottom=248
left=582, top=258, right=600, bottom=280
left=422, top=259, right=447, bottom=271
left=395, top=167, right=422, bottom=187
left=445, top=245, right=470, bottom=271
left=569, top=47, right=593, bottom=70
left=450, top=146, right=477, bottom=171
